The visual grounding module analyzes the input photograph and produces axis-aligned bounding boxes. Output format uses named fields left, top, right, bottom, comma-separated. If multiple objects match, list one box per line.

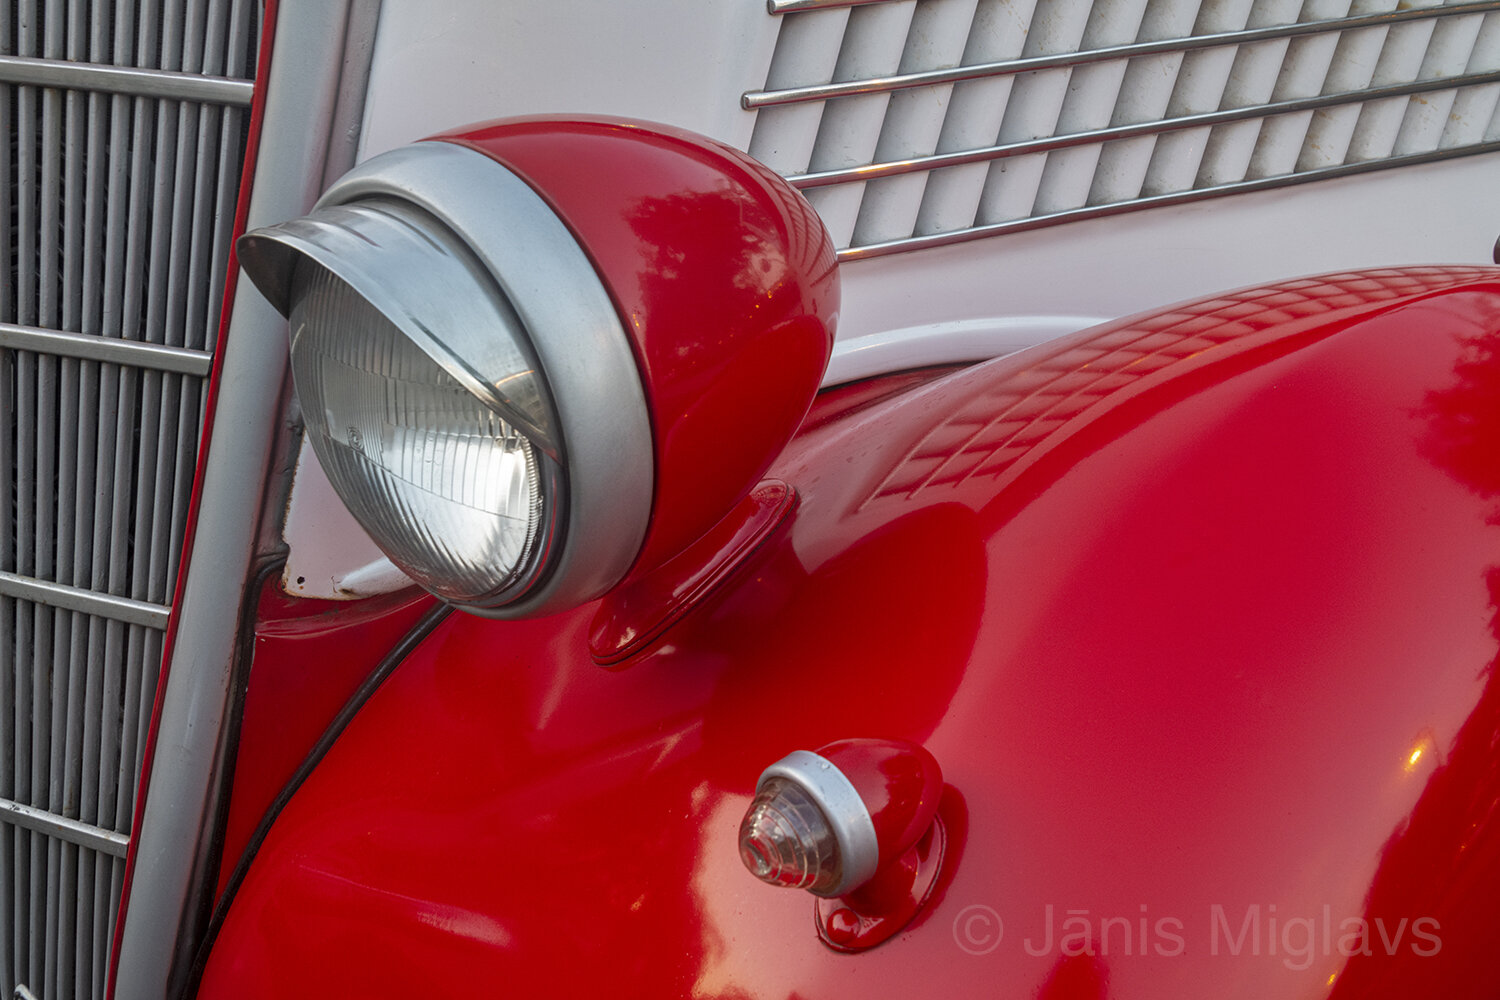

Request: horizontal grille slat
left=0, top=800, right=129, bottom=859
left=0, top=573, right=172, bottom=629
left=832, top=139, right=1500, bottom=254
left=0, top=325, right=213, bottom=374
left=751, top=0, right=1500, bottom=257
left=0, top=55, right=255, bottom=105
left=4, top=0, right=260, bottom=995
left=772, top=0, right=897, bottom=11
left=788, top=67, right=1500, bottom=184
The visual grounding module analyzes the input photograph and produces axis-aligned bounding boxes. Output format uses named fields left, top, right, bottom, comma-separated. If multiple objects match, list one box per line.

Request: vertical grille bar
left=1, top=7, right=14, bottom=979
left=76, top=2, right=114, bottom=989
left=77, top=0, right=106, bottom=974
left=3, top=0, right=260, bottom=994
left=35, top=14, right=64, bottom=1000
left=2, top=7, right=15, bottom=997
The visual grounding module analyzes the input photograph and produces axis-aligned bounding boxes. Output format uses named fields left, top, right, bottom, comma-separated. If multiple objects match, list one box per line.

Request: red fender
left=201, top=267, right=1500, bottom=999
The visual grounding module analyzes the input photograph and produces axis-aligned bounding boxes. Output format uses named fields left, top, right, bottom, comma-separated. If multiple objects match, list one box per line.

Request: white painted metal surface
left=356, top=0, right=780, bottom=156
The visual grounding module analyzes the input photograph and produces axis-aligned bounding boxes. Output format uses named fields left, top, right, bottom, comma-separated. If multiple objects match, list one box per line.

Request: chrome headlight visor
left=239, top=142, right=653, bottom=617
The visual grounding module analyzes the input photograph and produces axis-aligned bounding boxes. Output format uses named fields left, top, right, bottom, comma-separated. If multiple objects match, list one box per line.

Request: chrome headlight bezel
left=239, top=141, right=654, bottom=617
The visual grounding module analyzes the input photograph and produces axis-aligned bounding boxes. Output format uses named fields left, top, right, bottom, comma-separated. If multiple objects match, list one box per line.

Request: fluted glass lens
left=738, top=777, right=842, bottom=893
left=289, top=266, right=549, bottom=604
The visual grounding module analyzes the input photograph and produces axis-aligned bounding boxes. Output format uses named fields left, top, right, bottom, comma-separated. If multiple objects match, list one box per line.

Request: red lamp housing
left=739, top=738, right=947, bottom=950
left=740, top=739, right=944, bottom=896
left=437, top=117, right=841, bottom=576
left=815, top=738, right=944, bottom=874
left=238, top=117, right=839, bottom=617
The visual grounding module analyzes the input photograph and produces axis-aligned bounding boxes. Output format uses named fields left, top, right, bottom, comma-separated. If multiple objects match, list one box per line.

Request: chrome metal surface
left=791, top=70, right=1500, bottom=187
left=0, top=55, right=254, bottom=105
left=112, top=3, right=382, bottom=997
left=745, top=0, right=1500, bottom=107
left=841, top=141, right=1500, bottom=259
left=0, top=573, right=172, bottom=631
left=749, top=0, right=1500, bottom=257
left=759, top=751, right=880, bottom=897
left=770, top=0, right=903, bottom=13
left=238, top=200, right=555, bottom=451
left=309, top=140, right=655, bottom=619
left=3, top=1, right=259, bottom=997
left=0, top=801, right=130, bottom=860
left=0, top=324, right=214, bottom=376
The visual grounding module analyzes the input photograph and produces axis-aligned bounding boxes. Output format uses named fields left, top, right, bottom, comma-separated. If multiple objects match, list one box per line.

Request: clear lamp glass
left=289, top=266, right=554, bottom=606
left=738, top=777, right=843, bottom=893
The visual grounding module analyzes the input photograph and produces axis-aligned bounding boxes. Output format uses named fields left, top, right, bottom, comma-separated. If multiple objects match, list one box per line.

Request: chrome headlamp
left=239, top=117, right=840, bottom=624
left=238, top=141, right=653, bottom=617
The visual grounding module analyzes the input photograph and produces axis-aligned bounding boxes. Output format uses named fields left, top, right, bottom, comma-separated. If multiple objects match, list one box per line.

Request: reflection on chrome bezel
left=267, top=197, right=560, bottom=455
left=758, top=750, right=880, bottom=897
left=286, top=265, right=561, bottom=607
left=238, top=141, right=654, bottom=617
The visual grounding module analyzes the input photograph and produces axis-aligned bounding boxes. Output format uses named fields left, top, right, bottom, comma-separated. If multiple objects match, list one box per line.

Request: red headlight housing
left=238, top=117, right=838, bottom=617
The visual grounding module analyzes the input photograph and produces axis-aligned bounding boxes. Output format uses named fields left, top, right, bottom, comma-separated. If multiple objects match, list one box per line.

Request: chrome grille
left=2, top=2, right=259, bottom=997
left=747, top=0, right=1500, bottom=259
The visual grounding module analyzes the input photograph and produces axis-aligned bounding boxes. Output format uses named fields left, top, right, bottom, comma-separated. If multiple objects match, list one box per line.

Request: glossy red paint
left=200, top=267, right=1500, bottom=999
left=435, top=118, right=840, bottom=575
left=815, top=815, right=947, bottom=952
left=800, top=738, right=947, bottom=952
left=213, top=582, right=435, bottom=899
left=589, top=480, right=797, bottom=666
left=816, top=738, right=943, bottom=872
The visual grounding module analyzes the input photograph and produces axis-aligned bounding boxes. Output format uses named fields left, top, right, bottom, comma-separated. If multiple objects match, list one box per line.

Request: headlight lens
left=289, top=264, right=556, bottom=606
left=237, top=138, right=658, bottom=618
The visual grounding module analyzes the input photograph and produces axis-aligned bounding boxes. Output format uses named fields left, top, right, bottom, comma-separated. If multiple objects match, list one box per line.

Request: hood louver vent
left=747, top=0, right=1500, bottom=259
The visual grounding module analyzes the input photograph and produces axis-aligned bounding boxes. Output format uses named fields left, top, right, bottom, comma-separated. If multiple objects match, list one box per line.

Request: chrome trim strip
left=0, top=55, right=254, bottom=106
left=759, top=751, right=880, bottom=897
left=113, top=3, right=383, bottom=996
left=0, top=322, right=215, bottom=376
left=0, top=571, right=172, bottom=630
left=316, top=141, right=656, bottom=618
left=743, top=0, right=1500, bottom=108
left=791, top=71, right=1500, bottom=188
left=768, top=0, right=896, bottom=12
left=836, top=143, right=1500, bottom=261
left=0, top=798, right=131, bottom=860
left=239, top=201, right=559, bottom=453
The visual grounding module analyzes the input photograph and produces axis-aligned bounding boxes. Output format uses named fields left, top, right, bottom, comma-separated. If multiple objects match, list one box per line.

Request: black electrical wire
left=181, top=598, right=453, bottom=996
left=186, top=550, right=290, bottom=958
